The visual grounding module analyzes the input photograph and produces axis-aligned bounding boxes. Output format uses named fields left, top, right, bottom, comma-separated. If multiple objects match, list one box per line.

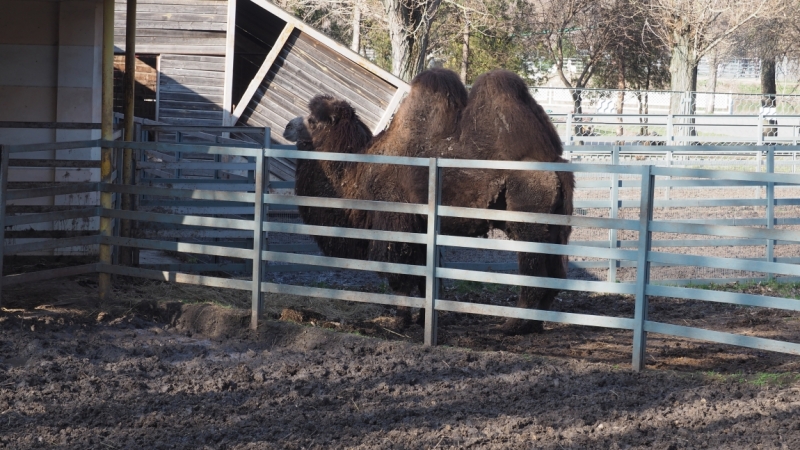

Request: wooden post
left=99, top=0, right=115, bottom=299
left=120, top=0, right=136, bottom=266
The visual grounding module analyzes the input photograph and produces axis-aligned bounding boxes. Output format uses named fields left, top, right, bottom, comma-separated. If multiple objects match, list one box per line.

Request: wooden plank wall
left=158, top=55, right=226, bottom=126
left=237, top=31, right=398, bottom=144
left=114, top=0, right=228, bottom=55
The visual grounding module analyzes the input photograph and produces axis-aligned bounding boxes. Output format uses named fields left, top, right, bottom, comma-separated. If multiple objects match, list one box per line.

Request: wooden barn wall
left=237, top=31, right=397, bottom=144
left=114, top=0, right=228, bottom=55
left=158, top=55, right=226, bottom=126
left=232, top=0, right=287, bottom=110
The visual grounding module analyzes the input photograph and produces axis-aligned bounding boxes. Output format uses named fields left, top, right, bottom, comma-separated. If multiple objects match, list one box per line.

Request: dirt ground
left=2, top=275, right=800, bottom=449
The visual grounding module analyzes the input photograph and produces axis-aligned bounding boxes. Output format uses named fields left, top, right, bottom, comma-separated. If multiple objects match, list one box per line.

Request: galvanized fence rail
left=2, top=138, right=800, bottom=371
left=126, top=141, right=800, bottom=285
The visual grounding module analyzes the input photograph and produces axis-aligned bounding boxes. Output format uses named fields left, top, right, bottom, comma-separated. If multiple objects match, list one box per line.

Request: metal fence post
left=766, top=147, right=775, bottom=281
left=250, top=130, right=269, bottom=330
left=131, top=123, right=141, bottom=266
left=756, top=149, right=763, bottom=199
left=424, top=158, right=441, bottom=346
left=175, top=131, right=183, bottom=179
left=263, top=131, right=271, bottom=287
left=664, top=150, right=673, bottom=200
left=0, top=146, right=8, bottom=307
left=565, top=113, right=573, bottom=146
left=608, top=146, right=620, bottom=282
left=666, top=114, right=673, bottom=145
left=632, top=165, right=655, bottom=371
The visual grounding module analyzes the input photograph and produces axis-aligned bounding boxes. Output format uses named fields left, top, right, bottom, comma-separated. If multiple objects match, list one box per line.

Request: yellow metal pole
left=120, top=0, right=136, bottom=266
left=99, top=0, right=115, bottom=299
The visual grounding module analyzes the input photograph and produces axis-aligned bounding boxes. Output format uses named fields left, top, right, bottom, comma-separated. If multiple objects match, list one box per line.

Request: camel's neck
left=296, top=158, right=359, bottom=200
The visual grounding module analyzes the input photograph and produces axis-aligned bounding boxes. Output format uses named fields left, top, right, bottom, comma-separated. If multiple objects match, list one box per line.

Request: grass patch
left=703, top=370, right=799, bottom=386
left=448, top=280, right=516, bottom=295
left=750, top=372, right=800, bottom=386
left=683, top=279, right=800, bottom=300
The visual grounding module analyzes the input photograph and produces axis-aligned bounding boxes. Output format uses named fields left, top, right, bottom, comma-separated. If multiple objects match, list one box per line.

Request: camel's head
left=283, top=95, right=372, bottom=153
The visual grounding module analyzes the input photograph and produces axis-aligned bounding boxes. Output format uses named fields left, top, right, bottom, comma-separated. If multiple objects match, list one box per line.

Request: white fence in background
left=532, top=87, right=800, bottom=116
left=547, top=113, right=800, bottom=147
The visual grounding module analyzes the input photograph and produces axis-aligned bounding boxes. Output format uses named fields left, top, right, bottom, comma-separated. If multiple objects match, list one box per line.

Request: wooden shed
left=114, top=0, right=409, bottom=161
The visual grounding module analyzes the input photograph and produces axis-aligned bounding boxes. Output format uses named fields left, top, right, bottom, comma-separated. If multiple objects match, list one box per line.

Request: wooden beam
left=230, top=23, right=295, bottom=126
left=120, top=0, right=137, bottom=266
left=115, top=44, right=227, bottom=55
left=372, top=85, right=408, bottom=134
left=249, top=0, right=407, bottom=92
left=222, top=0, right=237, bottom=126
left=155, top=55, right=161, bottom=122
left=99, top=0, right=115, bottom=299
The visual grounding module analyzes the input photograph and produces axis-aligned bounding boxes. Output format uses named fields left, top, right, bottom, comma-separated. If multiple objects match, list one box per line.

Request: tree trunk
left=761, top=56, right=777, bottom=109
left=351, top=0, right=361, bottom=53
left=669, top=27, right=699, bottom=115
left=383, top=0, right=441, bottom=82
left=640, top=65, right=650, bottom=136
left=707, top=50, right=719, bottom=113
left=460, top=12, right=469, bottom=84
left=615, top=52, right=626, bottom=136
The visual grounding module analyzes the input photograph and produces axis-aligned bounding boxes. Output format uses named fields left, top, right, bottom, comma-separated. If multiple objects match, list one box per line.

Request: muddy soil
left=2, top=276, right=800, bottom=449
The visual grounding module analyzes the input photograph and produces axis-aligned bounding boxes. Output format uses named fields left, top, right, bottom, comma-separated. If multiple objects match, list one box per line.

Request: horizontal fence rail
left=2, top=137, right=800, bottom=372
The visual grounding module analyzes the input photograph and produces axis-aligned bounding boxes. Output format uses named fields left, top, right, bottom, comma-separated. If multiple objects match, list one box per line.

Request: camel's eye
left=308, top=117, right=318, bottom=126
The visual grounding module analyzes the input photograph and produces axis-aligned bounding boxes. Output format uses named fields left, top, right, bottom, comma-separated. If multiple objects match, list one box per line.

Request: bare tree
left=430, top=0, right=498, bottom=83
left=526, top=0, right=618, bottom=113
left=592, top=0, right=670, bottom=133
left=736, top=13, right=796, bottom=108
left=382, top=0, right=443, bottom=81
left=351, top=0, right=362, bottom=52
left=641, top=0, right=787, bottom=113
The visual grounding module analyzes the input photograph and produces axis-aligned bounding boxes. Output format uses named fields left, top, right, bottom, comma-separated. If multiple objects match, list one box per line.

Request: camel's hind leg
left=498, top=247, right=563, bottom=335
left=499, top=171, right=568, bottom=335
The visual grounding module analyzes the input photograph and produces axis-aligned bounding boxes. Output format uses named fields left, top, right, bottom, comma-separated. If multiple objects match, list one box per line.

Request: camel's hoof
left=498, top=319, right=544, bottom=336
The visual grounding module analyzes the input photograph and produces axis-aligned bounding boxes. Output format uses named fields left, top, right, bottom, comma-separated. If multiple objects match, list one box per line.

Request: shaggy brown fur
left=284, top=68, right=574, bottom=334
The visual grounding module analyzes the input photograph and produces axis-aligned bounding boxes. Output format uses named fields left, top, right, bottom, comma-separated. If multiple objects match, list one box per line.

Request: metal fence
left=2, top=138, right=800, bottom=371
left=548, top=113, right=800, bottom=147
left=532, top=87, right=800, bottom=115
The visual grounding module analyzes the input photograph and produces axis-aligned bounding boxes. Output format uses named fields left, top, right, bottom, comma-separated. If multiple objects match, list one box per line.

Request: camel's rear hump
left=460, top=70, right=563, bottom=163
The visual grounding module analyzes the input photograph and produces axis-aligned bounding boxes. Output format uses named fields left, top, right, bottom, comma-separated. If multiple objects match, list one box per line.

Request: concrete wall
left=0, top=0, right=105, bottom=252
